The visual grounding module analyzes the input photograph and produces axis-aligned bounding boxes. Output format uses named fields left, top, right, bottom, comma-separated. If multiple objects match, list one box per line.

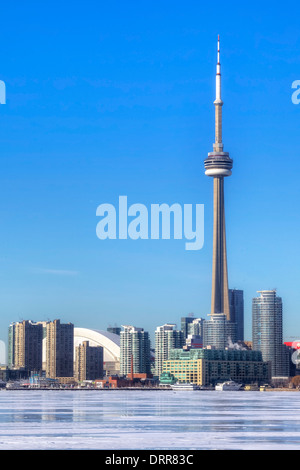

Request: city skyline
left=0, top=2, right=300, bottom=346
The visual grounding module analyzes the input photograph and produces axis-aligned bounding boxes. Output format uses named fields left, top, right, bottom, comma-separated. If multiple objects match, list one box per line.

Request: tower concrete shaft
left=212, top=177, right=230, bottom=318
left=204, top=36, right=233, bottom=321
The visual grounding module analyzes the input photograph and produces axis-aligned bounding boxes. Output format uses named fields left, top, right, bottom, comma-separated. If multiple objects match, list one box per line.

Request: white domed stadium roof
left=74, top=327, right=120, bottom=363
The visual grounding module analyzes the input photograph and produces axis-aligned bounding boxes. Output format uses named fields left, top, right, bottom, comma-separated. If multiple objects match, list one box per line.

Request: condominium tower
left=46, top=320, right=74, bottom=379
left=75, top=341, right=103, bottom=382
left=120, top=325, right=151, bottom=376
left=8, top=321, right=43, bottom=372
left=252, top=290, right=287, bottom=378
left=155, top=324, right=184, bottom=377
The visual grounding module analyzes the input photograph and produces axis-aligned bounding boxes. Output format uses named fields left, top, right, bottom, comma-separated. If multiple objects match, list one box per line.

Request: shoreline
left=1, top=387, right=299, bottom=392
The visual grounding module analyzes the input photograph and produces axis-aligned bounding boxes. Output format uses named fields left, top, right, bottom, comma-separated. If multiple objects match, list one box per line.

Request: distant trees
left=290, top=376, right=300, bottom=388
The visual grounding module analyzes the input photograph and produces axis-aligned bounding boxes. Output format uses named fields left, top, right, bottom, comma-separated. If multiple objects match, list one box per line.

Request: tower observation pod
left=204, top=36, right=233, bottom=321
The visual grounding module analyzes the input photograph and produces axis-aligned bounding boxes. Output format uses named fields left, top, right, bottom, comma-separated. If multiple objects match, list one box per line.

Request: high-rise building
left=46, top=320, right=74, bottom=379
left=181, top=316, right=194, bottom=339
left=203, top=314, right=237, bottom=349
left=184, top=319, right=205, bottom=350
left=75, top=341, right=103, bottom=382
left=229, top=289, right=244, bottom=341
left=8, top=321, right=43, bottom=373
left=189, top=318, right=204, bottom=337
left=252, top=290, right=288, bottom=378
left=120, top=325, right=151, bottom=376
left=107, top=326, right=121, bottom=336
left=181, top=316, right=204, bottom=340
left=8, top=323, right=16, bottom=369
left=155, top=324, right=184, bottom=377
left=204, top=36, right=233, bottom=321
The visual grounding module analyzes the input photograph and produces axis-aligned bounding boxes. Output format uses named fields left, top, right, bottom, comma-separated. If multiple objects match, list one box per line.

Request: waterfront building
left=229, top=289, right=244, bottom=341
left=75, top=341, right=103, bottom=382
left=159, top=371, right=177, bottom=385
left=163, top=348, right=271, bottom=386
left=46, top=320, right=74, bottom=379
left=8, top=321, right=43, bottom=373
left=252, top=290, right=288, bottom=378
left=0, top=366, right=29, bottom=382
left=120, top=325, right=151, bottom=376
left=155, top=324, right=184, bottom=377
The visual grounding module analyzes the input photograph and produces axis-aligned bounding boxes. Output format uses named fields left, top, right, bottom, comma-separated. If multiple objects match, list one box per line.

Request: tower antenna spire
left=214, top=34, right=223, bottom=152
left=216, top=35, right=221, bottom=99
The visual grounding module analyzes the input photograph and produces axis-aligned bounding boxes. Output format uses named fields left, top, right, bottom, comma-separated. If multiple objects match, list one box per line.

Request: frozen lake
left=0, top=390, right=300, bottom=450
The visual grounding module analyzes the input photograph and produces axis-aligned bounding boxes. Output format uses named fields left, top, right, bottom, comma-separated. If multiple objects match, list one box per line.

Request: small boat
left=215, top=380, right=243, bottom=391
left=171, top=382, right=200, bottom=391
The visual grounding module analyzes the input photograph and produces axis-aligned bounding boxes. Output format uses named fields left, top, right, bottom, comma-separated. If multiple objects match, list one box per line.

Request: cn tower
left=204, top=36, right=233, bottom=321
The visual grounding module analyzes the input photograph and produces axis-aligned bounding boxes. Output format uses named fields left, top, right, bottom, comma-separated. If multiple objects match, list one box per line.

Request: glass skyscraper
left=229, top=289, right=244, bottom=341
left=181, top=316, right=194, bottom=339
left=203, top=314, right=237, bottom=349
left=252, top=290, right=287, bottom=378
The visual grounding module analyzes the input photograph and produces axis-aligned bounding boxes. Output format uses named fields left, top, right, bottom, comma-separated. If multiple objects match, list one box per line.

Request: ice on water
left=0, top=390, right=300, bottom=450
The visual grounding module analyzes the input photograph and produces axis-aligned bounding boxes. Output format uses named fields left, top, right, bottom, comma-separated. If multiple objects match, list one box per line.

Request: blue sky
left=0, top=1, right=300, bottom=346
